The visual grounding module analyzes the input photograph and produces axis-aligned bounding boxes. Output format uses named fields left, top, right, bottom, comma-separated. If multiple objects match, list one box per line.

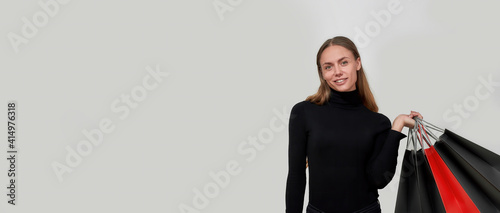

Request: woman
left=285, top=36, right=422, bottom=213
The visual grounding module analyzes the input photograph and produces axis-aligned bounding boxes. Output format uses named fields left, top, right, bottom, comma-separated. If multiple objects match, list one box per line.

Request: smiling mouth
left=334, top=78, right=347, bottom=83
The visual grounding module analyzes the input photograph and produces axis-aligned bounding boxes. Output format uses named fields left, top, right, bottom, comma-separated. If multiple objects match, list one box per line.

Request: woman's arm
left=391, top=111, right=423, bottom=132
left=366, top=111, right=423, bottom=188
left=366, top=116, right=407, bottom=189
left=285, top=102, right=308, bottom=213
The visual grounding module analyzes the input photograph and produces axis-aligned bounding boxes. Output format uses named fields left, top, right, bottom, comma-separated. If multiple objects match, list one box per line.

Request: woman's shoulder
left=371, top=112, right=392, bottom=129
left=291, top=100, right=312, bottom=113
left=360, top=108, right=391, bottom=127
left=291, top=100, right=327, bottom=117
left=292, top=100, right=313, bottom=107
left=291, top=100, right=323, bottom=111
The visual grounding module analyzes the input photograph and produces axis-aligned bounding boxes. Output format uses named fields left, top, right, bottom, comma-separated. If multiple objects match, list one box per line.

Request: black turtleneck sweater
left=285, top=87, right=407, bottom=213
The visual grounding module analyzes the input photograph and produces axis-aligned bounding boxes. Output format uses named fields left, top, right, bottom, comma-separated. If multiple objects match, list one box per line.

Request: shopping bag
left=435, top=141, right=500, bottom=212
left=424, top=145, right=479, bottom=213
left=395, top=127, right=445, bottom=213
left=433, top=129, right=500, bottom=212
left=415, top=118, right=500, bottom=212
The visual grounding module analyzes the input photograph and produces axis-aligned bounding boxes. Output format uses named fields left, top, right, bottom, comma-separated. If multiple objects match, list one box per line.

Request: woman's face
left=319, top=45, right=361, bottom=92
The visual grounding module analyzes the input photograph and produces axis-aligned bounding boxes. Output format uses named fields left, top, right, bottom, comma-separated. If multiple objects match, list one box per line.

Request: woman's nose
left=333, top=66, right=342, bottom=76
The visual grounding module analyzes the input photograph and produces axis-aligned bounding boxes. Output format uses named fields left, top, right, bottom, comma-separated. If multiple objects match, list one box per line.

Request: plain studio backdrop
left=0, top=0, right=499, bottom=212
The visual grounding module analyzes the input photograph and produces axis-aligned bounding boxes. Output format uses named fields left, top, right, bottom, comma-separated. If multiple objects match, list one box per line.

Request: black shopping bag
left=434, top=130, right=500, bottom=212
left=395, top=127, right=445, bottom=213
left=414, top=118, right=500, bottom=212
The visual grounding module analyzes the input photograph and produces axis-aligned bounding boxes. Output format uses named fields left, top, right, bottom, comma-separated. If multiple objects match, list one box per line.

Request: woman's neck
left=327, top=87, right=363, bottom=107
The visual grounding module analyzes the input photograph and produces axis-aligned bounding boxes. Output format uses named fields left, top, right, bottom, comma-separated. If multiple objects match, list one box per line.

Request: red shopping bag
left=425, top=147, right=479, bottom=213
left=418, top=123, right=480, bottom=213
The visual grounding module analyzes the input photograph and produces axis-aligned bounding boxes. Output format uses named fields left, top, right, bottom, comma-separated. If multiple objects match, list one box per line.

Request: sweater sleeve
left=285, top=102, right=308, bottom=213
left=365, top=114, right=407, bottom=189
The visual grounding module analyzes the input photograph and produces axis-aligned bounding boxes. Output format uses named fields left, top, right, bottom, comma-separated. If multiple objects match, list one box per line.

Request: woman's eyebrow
left=337, top=57, right=348, bottom=62
left=322, top=57, right=349, bottom=66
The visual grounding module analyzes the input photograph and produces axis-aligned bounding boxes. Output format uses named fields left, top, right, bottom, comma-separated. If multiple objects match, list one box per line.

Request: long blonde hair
left=305, top=36, right=379, bottom=112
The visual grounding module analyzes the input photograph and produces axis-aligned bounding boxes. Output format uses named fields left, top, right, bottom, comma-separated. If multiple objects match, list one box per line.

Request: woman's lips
left=334, top=78, right=347, bottom=86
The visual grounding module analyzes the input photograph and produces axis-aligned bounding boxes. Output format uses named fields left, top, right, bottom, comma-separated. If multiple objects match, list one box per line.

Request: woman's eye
left=324, top=65, right=332, bottom=70
left=341, top=61, right=348, bottom=66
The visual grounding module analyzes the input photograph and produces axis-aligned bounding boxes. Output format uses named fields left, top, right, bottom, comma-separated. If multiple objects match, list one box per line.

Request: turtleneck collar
left=327, top=87, right=363, bottom=107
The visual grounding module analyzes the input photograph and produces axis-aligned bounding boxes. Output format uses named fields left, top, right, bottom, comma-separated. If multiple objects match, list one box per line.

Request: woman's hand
left=391, top=111, right=423, bottom=132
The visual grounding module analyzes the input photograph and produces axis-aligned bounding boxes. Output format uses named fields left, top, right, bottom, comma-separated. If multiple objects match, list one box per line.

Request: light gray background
left=1, top=0, right=499, bottom=212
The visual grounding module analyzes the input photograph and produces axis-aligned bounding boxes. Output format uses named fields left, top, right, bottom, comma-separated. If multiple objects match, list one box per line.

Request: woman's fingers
left=397, top=111, right=424, bottom=129
left=410, top=111, right=423, bottom=119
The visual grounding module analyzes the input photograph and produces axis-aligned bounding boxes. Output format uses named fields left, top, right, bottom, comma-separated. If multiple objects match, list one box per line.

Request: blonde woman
left=285, top=36, right=422, bottom=213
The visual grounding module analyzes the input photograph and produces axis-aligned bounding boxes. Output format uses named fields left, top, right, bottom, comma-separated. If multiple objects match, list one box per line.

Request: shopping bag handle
left=414, top=117, right=444, bottom=133
left=405, top=121, right=431, bottom=150
left=406, top=117, right=444, bottom=152
left=415, top=118, right=444, bottom=141
left=418, top=122, right=433, bottom=148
